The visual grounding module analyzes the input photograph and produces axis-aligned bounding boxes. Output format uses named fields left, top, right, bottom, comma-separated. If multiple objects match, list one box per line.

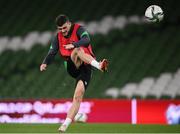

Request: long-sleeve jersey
left=42, top=24, right=91, bottom=65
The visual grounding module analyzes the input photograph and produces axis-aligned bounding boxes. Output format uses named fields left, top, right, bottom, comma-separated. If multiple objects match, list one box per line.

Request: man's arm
left=40, top=35, right=59, bottom=71
left=42, top=35, right=59, bottom=64
left=73, top=26, right=90, bottom=48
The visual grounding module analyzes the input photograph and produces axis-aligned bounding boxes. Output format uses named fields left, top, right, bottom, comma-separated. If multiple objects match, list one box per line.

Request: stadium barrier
left=0, top=99, right=179, bottom=124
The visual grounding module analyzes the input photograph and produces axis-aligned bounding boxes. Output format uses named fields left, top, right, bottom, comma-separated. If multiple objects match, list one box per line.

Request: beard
left=62, top=31, right=68, bottom=36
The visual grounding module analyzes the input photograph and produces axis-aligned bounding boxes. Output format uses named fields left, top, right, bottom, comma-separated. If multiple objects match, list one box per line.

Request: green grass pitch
left=0, top=123, right=179, bottom=133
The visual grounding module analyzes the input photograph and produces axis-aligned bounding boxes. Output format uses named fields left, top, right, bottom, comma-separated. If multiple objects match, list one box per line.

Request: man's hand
left=64, top=44, right=74, bottom=50
left=40, top=64, right=47, bottom=71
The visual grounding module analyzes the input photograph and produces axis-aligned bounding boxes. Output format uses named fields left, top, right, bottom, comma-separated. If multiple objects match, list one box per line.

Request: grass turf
left=0, top=123, right=179, bottom=133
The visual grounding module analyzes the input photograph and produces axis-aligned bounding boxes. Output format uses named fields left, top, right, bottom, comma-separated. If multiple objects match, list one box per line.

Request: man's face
left=57, top=22, right=71, bottom=36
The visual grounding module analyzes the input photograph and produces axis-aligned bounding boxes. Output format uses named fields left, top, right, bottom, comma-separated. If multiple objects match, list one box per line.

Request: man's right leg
left=71, top=48, right=108, bottom=72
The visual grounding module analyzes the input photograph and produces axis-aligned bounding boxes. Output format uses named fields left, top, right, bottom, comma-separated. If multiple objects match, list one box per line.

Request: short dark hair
left=55, top=14, right=69, bottom=26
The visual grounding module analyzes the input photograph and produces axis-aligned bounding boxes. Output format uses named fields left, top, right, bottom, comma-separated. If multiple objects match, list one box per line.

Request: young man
left=40, top=14, right=108, bottom=132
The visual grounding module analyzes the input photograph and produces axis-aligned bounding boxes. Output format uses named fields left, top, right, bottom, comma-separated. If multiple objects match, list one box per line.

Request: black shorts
left=66, top=59, right=92, bottom=90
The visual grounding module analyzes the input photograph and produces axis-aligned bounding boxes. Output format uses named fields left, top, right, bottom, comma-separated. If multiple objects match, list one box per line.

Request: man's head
left=55, top=14, right=71, bottom=36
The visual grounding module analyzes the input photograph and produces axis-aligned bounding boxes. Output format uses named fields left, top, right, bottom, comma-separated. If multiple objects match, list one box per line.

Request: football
left=74, top=113, right=88, bottom=123
left=145, top=5, right=164, bottom=22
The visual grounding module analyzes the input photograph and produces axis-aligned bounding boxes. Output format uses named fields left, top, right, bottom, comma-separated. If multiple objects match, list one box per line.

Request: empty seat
left=0, top=37, right=9, bottom=53
left=104, top=87, right=120, bottom=98
left=133, top=77, right=155, bottom=98
left=148, top=73, right=172, bottom=98
left=119, top=83, right=137, bottom=98
left=21, top=31, right=39, bottom=50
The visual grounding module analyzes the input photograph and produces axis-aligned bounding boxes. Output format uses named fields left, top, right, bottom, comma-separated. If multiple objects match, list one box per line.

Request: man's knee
left=74, top=91, right=84, bottom=103
left=71, top=48, right=83, bottom=68
left=72, top=48, right=80, bottom=54
left=71, top=48, right=80, bottom=60
left=74, top=81, right=85, bottom=102
left=74, top=48, right=84, bottom=56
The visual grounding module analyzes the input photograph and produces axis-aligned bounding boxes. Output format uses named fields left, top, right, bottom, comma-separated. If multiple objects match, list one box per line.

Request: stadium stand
left=0, top=0, right=180, bottom=99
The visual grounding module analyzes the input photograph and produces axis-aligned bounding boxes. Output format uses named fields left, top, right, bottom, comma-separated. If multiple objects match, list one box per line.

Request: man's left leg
left=59, top=80, right=85, bottom=132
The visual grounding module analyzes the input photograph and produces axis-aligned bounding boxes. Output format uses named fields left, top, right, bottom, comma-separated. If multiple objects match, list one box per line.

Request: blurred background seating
left=0, top=0, right=180, bottom=99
